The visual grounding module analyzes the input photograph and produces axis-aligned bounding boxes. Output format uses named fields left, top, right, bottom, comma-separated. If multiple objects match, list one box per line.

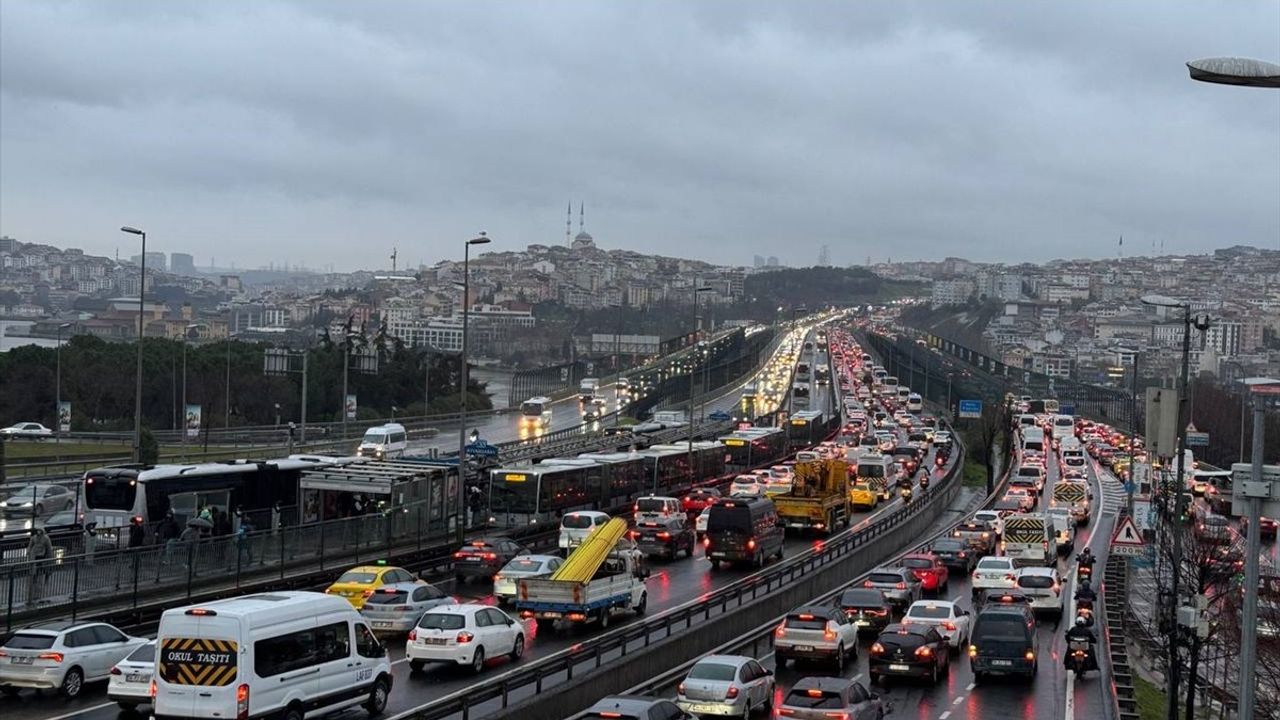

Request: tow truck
left=773, top=459, right=851, bottom=535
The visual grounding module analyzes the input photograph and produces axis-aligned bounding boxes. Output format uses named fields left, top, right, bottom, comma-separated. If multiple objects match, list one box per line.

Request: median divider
left=399, top=429, right=968, bottom=720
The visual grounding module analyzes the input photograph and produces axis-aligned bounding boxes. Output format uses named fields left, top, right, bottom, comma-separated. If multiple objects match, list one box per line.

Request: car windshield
left=503, top=559, right=546, bottom=573
left=1017, top=468, right=1040, bottom=477
left=336, top=571, right=378, bottom=584
left=417, top=613, right=465, bottom=630
left=707, top=506, right=754, bottom=535
left=636, top=499, right=669, bottom=513
left=785, top=614, right=828, bottom=630
left=562, top=515, right=597, bottom=529
left=977, top=558, right=1012, bottom=570
left=364, top=590, right=410, bottom=605
left=901, top=557, right=933, bottom=569
left=5, top=633, right=56, bottom=649
left=932, top=541, right=964, bottom=552
left=907, top=605, right=951, bottom=619
left=869, top=572, right=905, bottom=585
left=127, top=643, right=156, bottom=662
left=1018, top=575, right=1055, bottom=589
left=840, top=589, right=883, bottom=607
left=687, top=661, right=738, bottom=681
left=784, top=689, right=844, bottom=709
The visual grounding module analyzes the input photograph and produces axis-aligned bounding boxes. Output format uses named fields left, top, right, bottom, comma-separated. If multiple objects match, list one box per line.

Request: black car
left=632, top=517, right=696, bottom=560
left=970, top=604, right=1039, bottom=682
left=891, top=447, right=923, bottom=473
left=976, top=588, right=1035, bottom=609
left=453, top=538, right=528, bottom=582
left=839, top=587, right=893, bottom=636
left=704, top=497, right=785, bottom=569
left=869, top=623, right=951, bottom=686
left=929, top=538, right=977, bottom=573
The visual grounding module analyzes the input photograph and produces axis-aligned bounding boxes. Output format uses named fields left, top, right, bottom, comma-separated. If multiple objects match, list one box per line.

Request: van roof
left=164, top=591, right=353, bottom=626
left=365, top=423, right=406, bottom=433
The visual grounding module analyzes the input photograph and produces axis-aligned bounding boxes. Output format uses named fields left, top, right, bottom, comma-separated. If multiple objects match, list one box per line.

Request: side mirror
left=764, top=668, right=773, bottom=676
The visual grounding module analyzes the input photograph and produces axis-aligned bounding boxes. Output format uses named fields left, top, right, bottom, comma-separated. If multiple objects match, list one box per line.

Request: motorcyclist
left=1074, top=580, right=1097, bottom=605
left=1076, top=547, right=1096, bottom=571
left=1064, top=616, right=1098, bottom=671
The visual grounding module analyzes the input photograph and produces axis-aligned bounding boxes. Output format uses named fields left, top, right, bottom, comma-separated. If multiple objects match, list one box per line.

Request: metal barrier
left=399, top=427, right=967, bottom=720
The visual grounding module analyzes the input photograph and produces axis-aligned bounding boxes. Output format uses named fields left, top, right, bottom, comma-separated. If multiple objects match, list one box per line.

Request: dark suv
left=704, top=497, right=784, bottom=569
left=633, top=517, right=696, bottom=560
left=969, top=604, right=1039, bottom=682
left=869, top=623, right=951, bottom=686
left=839, top=587, right=893, bottom=636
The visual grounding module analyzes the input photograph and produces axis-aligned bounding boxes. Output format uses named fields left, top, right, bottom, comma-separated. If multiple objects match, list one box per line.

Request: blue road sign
left=465, top=440, right=500, bottom=458
left=1186, top=431, right=1210, bottom=447
left=958, top=399, right=983, bottom=419
left=1060, top=403, right=1076, bottom=415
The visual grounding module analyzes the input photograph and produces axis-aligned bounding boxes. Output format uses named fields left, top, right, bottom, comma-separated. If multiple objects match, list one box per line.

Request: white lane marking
left=940, top=712, right=952, bottom=720
left=966, top=682, right=975, bottom=691
left=37, top=702, right=116, bottom=720
left=952, top=696, right=964, bottom=705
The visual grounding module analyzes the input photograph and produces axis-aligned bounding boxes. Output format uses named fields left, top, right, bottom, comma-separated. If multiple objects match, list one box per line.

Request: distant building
left=767, top=256, right=780, bottom=267
left=931, top=279, right=974, bottom=307
left=0, top=236, right=18, bottom=253
left=753, top=255, right=765, bottom=268
left=170, top=253, right=196, bottom=276
left=130, top=252, right=167, bottom=272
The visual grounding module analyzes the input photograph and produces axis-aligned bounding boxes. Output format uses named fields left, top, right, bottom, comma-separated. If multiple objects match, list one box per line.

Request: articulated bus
left=519, top=396, right=553, bottom=428
left=718, top=427, right=787, bottom=468
left=82, top=457, right=336, bottom=534
left=787, top=410, right=829, bottom=447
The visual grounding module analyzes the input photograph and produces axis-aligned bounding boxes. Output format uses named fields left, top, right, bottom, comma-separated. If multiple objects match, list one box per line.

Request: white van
left=906, top=393, right=923, bottom=413
left=1050, top=414, right=1075, bottom=447
left=154, top=592, right=392, bottom=720
left=559, top=510, right=611, bottom=550
left=1020, top=427, right=1046, bottom=455
left=357, top=423, right=408, bottom=460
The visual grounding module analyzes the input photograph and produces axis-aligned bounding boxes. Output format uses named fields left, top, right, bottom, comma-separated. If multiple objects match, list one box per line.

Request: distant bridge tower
left=818, top=244, right=831, bottom=267
left=390, top=247, right=398, bottom=272
left=566, top=202, right=572, bottom=246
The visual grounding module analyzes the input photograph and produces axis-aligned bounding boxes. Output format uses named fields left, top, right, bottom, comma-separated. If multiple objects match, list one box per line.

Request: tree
left=138, top=427, right=159, bottom=465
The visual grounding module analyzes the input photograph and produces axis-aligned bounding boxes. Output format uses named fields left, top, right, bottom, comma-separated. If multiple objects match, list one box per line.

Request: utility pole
left=1127, top=353, right=1139, bottom=517
left=1238, top=378, right=1279, bottom=720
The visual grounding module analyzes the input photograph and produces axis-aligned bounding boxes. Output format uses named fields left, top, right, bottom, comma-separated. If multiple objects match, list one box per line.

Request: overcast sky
left=2, top=1, right=1277, bottom=272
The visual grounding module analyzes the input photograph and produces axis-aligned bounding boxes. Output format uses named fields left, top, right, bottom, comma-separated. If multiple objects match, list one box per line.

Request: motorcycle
left=900, top=486, right=914, bottom=502
left=919, top=475, right=930, bottom=490
left=1075, top=598, right=1095, bottom=626
left=1066, top=638, right=1097, bottom=677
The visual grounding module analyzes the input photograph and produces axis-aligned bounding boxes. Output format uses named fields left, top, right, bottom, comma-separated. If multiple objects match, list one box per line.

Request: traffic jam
left=0, top=323, right=956, bottom=720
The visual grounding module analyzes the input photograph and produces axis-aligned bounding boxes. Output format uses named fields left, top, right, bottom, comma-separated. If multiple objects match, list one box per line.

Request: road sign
left=465, top=440, right=499, bottom=458
left=1060, top=403, right=1076, bottom=415
left=1249, top=383, right=1280, bottom=395
left=958, top=399, right=982, bottom=419
left=1110, top=515, right=1146, bottom=557
left=1186, top=431, right=1210, bottom=447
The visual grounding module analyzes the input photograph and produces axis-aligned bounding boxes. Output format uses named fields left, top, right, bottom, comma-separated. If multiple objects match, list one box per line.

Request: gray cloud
left=1, top=0, right=1277, bottom=270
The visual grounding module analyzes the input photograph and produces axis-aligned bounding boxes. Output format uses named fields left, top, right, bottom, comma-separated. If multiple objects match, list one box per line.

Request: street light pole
left=55, top=322, right=71, bottom=444
left=120, top=226, right=146, bottom=462
left=686, top=287, right=714, bottom=476
left=224, top=337, right=232, bottom=431
left=457, top=233, right=491, bottom=542
left=181, top=327, right=190, bottom=460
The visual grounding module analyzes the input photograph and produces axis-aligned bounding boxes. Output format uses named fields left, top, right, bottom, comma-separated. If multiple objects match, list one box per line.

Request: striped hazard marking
left=160, top=638, right=238, bottom=686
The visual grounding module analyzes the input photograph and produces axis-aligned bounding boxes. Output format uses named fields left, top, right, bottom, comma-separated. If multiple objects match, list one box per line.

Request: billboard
left=57, top=401, right=71, bottom=433
left=345, top=394, right=358, bottom=420
left=185, top=404, right=201, bottom=438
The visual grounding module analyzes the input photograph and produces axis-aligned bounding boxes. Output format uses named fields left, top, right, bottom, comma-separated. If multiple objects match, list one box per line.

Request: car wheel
left=283, top=705, right=304, bottom=720
left=117, top=701, right=139, bottom=712
left=470, top=647, right=486, bottom=674
left=635, top=592, right=647, bottom=615
left=365, top=677, right=389, bottom=716
left=600, top=609, right=610, bottom=629
left=710, top=559, right=721, bottom=570
left=455, top=574, right=465, bottom=585
left=409, top=659, right=424, bottom=673
left=2, top=687, right=20, bottom=697
left=741, top=700, right=752, bottom=719
left=60, top=667, right=84, bottom=698
left=510, top=634, right=524, bottom=661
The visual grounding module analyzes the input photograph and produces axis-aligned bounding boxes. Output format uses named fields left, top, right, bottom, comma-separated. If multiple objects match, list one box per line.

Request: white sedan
left=406, top=604, right=525, bottom=674
left=0, top=423, right=53, bottom=439
left=729, top=476, right=765, bottom=498
left=107, top=641, right=155, bottom=711
left=493, top=555, right=563, bottom=604
left=970, top=556, right=1018, bottom=597
left=902, top=600, right=972, bottom=650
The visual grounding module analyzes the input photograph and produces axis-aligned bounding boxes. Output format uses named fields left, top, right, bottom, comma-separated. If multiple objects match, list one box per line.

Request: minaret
left=566, top=202, right=572, bottom=246
left=390, top=247, right=398, bottom=272
left=580, top=202, right=585, bottom=233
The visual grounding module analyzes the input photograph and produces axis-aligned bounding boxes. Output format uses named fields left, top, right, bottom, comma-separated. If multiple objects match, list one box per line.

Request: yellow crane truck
left=774, top=459, right=851, bottom=535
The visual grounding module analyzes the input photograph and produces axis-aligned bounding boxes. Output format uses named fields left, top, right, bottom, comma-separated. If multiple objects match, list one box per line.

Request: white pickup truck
left=516, top=552, right=648, bottom=631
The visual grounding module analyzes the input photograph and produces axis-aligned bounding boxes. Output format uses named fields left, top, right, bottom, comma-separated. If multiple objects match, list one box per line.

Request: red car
left=1242, top=515, right=1279, bottom=540
left=901, top=552, right=950, bottom=593
left=682, top=487, right=722, bottom=514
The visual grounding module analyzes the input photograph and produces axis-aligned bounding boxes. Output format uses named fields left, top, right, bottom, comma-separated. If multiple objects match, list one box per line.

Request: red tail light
left=864, top=580, right=874, bottom=588
left=915, top=646, right=934, bottom=658
left=677, top=682, right=685, bottom=695
left=703, top=537, right=711, bottom=548
left=824, top=625, right=837, bottom=641
left=483, top=553, right=497, bottom=561
left=236, top=684, right=250, bottom=720
left=869, top=642, right=885, bottom=654
left=453, top=552, right=466, bottom=559
left=408, top=629, right=417, bottom=641
left=362, top=589, right=375, bottom=598
left=775, top=623, right=786, bottom=638
left=657, top=532, right=671, bottom=540
left=1025, top=650, right=1036, bottom=661
left=456, top=631, right=475, bottom=644
left=725, top=686, right=739, bottom=699
left=111, top=667, right=122, bottom=675
left=38, top=653, right=64, bottom=663
left=747, top=538, right=757, bottom=551
left=942, top=621, right=956, bottom=631
left=149, top=680, right=157, bottom=698
left=896, top=582, right=906, bottom=590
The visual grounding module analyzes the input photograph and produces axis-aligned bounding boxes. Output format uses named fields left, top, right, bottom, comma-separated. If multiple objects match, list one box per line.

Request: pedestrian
left=233, top=505, right=245, bottom=535
left=26, top=526, right=54, bottom=604
left=178, top=522, right=201, bottom=574
left=199, top=504, right=213, bottom=523
left=236, top=517, right=255, bottom=566
left=128, top=516, right=146, bottom=549
left=271, top=502, right=282, bottom=535
left=158, top=511, right=180, bottom=569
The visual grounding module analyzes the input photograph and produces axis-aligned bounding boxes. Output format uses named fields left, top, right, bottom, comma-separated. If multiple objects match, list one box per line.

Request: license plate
left=709, top=552, right=725, bottom=557
left=11, top=656, right=32, bottom=664
left=794, top=645, right=814, bottom=652
left=541, top=612, right=563, bottom=619
left=424, top=638, right=447, bottom=645
left=992, top=660, right=1013, bottom=667
left=127, top=673, right=151, bottom=683
left=855, top=619, right=870, bottom=626
left=889, top=664, right=911, bottom=671
left=373, top=622, right=391, bottom=628
left=690, top=705, right=721, bottom=714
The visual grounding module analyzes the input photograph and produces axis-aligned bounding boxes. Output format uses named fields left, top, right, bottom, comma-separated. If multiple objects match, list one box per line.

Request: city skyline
left=2, top=1, right=1278, bottom=269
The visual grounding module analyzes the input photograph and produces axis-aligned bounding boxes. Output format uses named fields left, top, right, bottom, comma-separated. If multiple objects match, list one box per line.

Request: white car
left=695, top=506, right=711, bottom=538
left=675, top=654, right=776, bottom=718
left=902, top=600, right=972, bottom=650
left=406, top=604, right=525, bottom=674
left=107, top=640, right=155, bottom=711
left=729, top=475, right=765, bottom=498
left=0, top=422, right=53, bottom=439
left=972, top=510, right=1005, bottom=538
left=493, top=555, right=563, bottom=603
left=1014, top=567, right=1065, bottom=617
left=0, top=621, right=147, bottom=698
left=774, top=605, right=860, bottom=671
left=559, top=510, right=611, bottom=550
left=970, top=556, right=1018, bottom=598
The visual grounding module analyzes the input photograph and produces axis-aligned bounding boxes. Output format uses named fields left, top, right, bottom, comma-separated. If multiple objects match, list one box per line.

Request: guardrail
left=400, top=427, right=967, bottom=720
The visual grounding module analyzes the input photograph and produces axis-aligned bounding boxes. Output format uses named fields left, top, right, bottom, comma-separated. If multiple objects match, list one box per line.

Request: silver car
left=359, top=582, right=455, bottom=635
left=0, top=621, right=146, bottom=698
left=675, top=654, right=775, bottom=717
left=493, top=555, right=563, bottom=604
left=1, top=484, right=76, bottom=517
left=863, top=566, right=923, bottom=609
left=775, top=677, right=885, bottom=720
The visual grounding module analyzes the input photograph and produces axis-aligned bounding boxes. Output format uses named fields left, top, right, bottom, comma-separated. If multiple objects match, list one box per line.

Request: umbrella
left=187, top=517, right=214, bottom=529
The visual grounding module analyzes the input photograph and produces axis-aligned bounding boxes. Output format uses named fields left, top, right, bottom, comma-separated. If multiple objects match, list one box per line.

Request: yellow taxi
left=325, top=564, right=420, bottom=609
left=849, top=479, right=884, bottom=511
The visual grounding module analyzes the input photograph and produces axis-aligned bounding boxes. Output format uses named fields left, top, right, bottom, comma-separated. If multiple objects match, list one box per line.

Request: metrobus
left=519, top=396, right=553, bottom=428
left=718, top=427, right=787, bottom=468
left=82, top=457, right=336, bottom=534
left=787, top=410, right=829, bottom=447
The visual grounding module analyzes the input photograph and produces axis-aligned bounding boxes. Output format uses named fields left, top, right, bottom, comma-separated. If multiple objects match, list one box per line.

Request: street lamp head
left=120, top=226, right=144, bottom=236
left=695, top=286, right=715, bottom=293
left=58, top=322, right=73, bottom=330
left=467, top=233, right=491, bottom=246
left=1187, top=57, right=1280, bottom=89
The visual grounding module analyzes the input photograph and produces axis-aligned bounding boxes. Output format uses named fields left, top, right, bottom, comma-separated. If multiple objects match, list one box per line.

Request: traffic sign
left=1110, top=515, right=1146, bottom=557
left=1186, top=431, right=1210, bottom=447
left=1249, top=383, right=1280, bottom=395
left=465, top=440, right=499, bottom=458
left=958, top=399, right=982, bottom=419
left=1060, top=403, right=1076, bottom=415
